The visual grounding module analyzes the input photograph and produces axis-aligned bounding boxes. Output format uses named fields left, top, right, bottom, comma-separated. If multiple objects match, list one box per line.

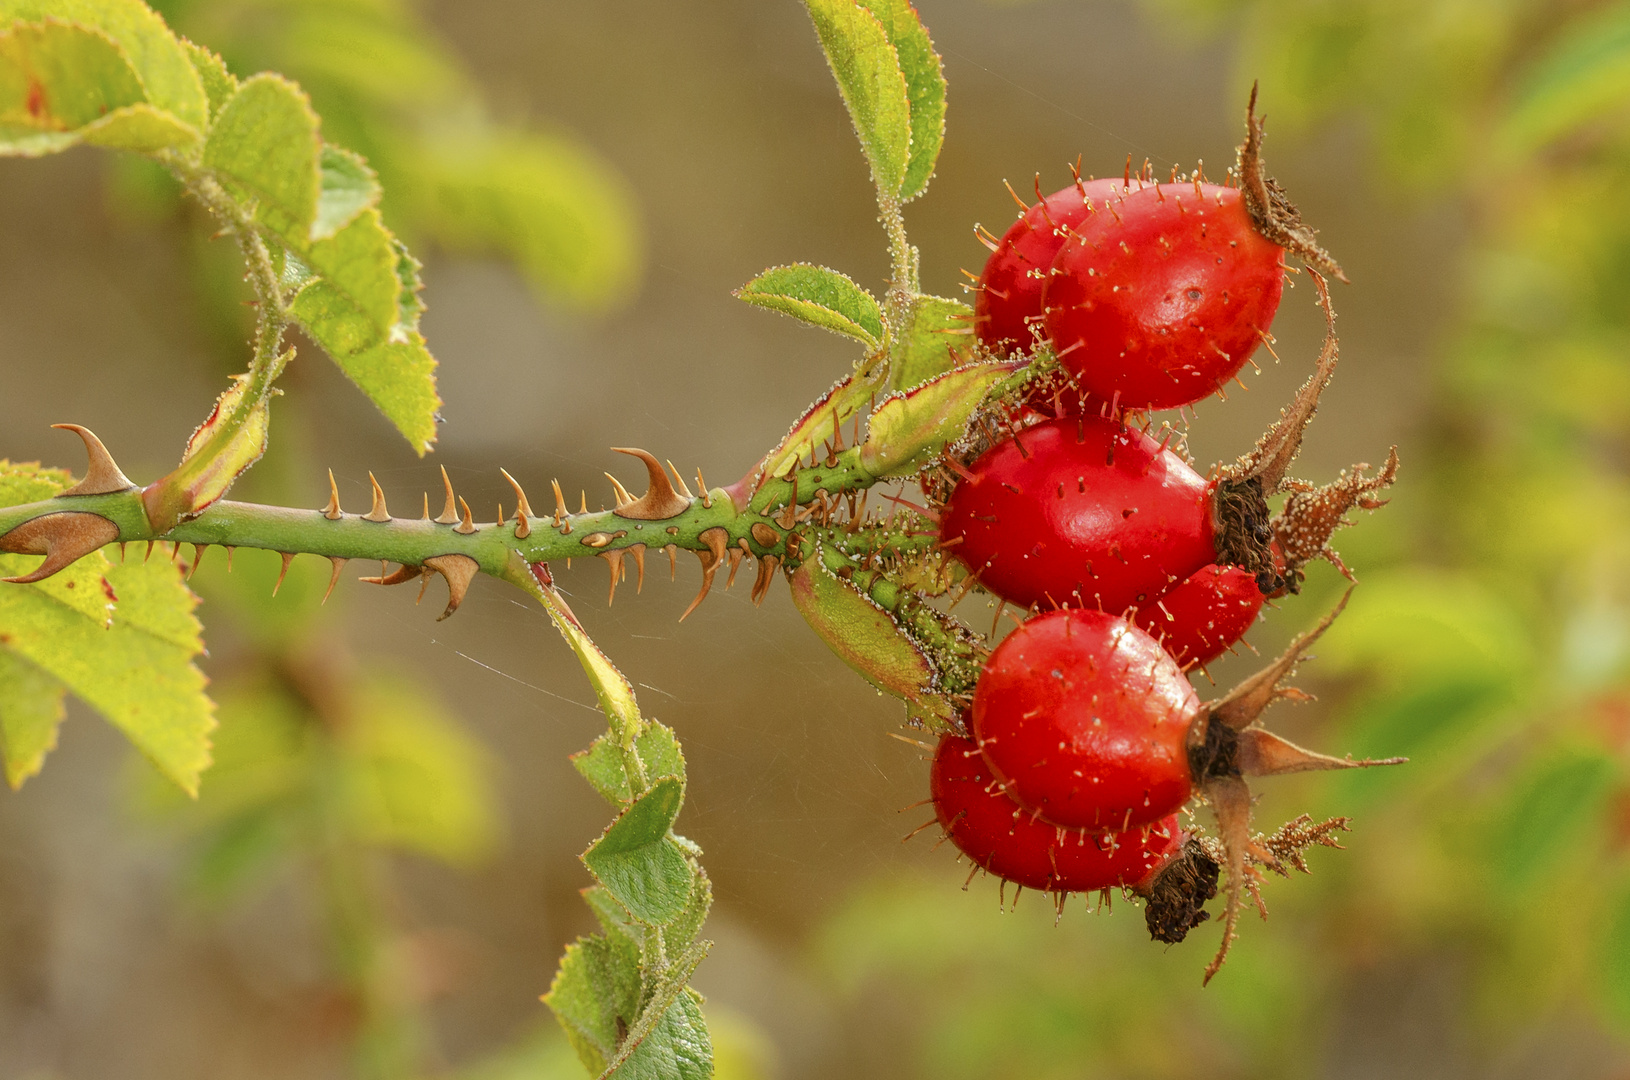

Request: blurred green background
left=4, top=0, right=1630, bottom=1076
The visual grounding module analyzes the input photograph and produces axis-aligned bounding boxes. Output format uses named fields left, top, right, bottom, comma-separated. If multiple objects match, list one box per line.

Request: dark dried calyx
left=1144, top=839, right=1221, bottom=944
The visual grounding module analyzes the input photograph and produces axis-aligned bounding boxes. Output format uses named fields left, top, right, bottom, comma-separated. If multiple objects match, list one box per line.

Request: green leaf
left=1501, top=3, right=1630, bottom=154
left=545, top=933, right=645, bottom=1076
left=855, top=0, right=945, bottom=202
left=614, top=988, right=713, bottom=1080
left=862, top=361, right=1018, bottom=477
left=314, top=144, right=380, bottom=241
left=179, top=37, right=234, bottom=123
left=203, top=72, right=320, bottom=241
left=0, top=20, right=146, bottom=156
left=760, top=371, right=878, bottom=482
left=1494, top=746, right=1617, bottom=888
left=666, top=864, right=713, bottom=951
left=582, top=776, right=694, bottom=925
left=422, top=129, right=643, bottom=312
left=804, top=0, right=913, bottom=199
left=0, top=0, right=208, bottom=132
left=338, top=675, right=499, bottom=866
left=573, top=721, right=687, bottom=806
left=887, top=294, right=973, bottom=391
left=0, top=649, right=65, bottom=789
left=734, top=263, right=883, bottom=347
left=788, top=545, right=934, bottom=702
left=79, top=101, right=199, bottom=153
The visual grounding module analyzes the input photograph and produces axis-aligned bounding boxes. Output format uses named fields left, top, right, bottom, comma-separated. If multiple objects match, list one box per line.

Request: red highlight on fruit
left=971, top=609, right=1197, bottom=831
left=931, top=733, right=1182, bottom=894
left=1043, top=182, right=1286, bottom=410
left=939, top=415, right=1214, bottom=613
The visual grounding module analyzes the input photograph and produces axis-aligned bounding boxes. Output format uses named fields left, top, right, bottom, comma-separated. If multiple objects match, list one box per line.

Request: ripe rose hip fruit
left=930, top=733, right=1182, bottom=894
left=1132, top=563, right=1265, bottom=670
left=973, top=609, right=1197, bottom=831
left=975, top=178, right=1127, bottom=356
left=940, top=415, right=1214, bottom=613
left=1043, top=181, right=1286, bottom=410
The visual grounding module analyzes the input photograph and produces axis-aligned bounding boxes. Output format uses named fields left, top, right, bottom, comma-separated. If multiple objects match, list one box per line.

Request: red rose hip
left=975, top=178, right=1127, bottom=356
left=1132, top=563, right=1265, bottom=669
left=972, top=609, right=1197, bottom=831
left=940, top=415, right=1215, bottom=614
left=1043, top=182, right=1285, bottom=410
left=930, top=733, right=1182, bottom=893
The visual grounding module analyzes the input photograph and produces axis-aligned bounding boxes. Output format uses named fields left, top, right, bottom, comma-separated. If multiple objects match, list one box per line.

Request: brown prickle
left=363, top=473, right=391, bottom=522
left=1236, top=83, right=1346, bottom=282
left=680, top=527, right=730, bottom=621
left=605, top=472, right=635, bottom=508
left=501, top=469, right=534, bottom=539
left=602, top=549, right=625, bottom=606
left=665, top=543, right=678, bottom=581
left=667, top=461, right=694, bottom=499
left=750, top=554, right=780, bottom=606
left=51, top=425, right=136, bottom=496
left=435, top=466, right=460, bottom=525
left=323, top=470, right=344, bottom=520
left=726, top=540, right=748, bottom=589
left=0, top=512, right=120, bottom=584
left=1207, top=588, right=1350, bottom=732
left=455, top=497, right=477, bottom=535
left=697, top=468, right=712, bottom=509
left=359, top=563, right=424, bottom=586
left=324, top=557, right=346, bottom=603
left=425, top=554, right=479, bottom=620
left=611, top=448, right=691, bottom=521
left=188, top=543, right=208, bottom=580
left=551, top=479, right=570, bottom=532
left=273, top=551, right=295, bottom=596
left=629, top=543, right=646, bottom=593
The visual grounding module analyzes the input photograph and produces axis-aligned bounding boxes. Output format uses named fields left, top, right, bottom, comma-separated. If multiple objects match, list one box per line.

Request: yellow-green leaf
left=203, top=72, right=320, bottom=241
left=0, top=649, right=66, bottom=789
left=735, top=263, right=883, bottom=347
left=856, top=0, right=945, bottom=202
left=0, top=20, right=145, bottom=156
left=804, top=0, right=912, bottom=199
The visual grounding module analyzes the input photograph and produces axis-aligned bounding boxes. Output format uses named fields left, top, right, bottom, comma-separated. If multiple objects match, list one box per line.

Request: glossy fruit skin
left=1132, top=563, right=1265, bottom=669
left=972, top=609, right=1197, bottom=831
left=1043, top=182, right=1285, bottom=410
left=976, top=178, right=1128, bottom=356
left=941, top=415, right=1215, bottom=613
left=931, top=733, right=1182, bottom=893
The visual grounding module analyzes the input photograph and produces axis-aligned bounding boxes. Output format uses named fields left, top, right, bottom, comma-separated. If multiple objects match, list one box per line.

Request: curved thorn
left=603, top=549, right=624, bottom=606
left=52, top=425, right=135, bottom=496
left=665, top=543, right=677, bottom=581
left=609, top=448, right=690, bottom=520
left=434, top=466, right=460, bottom=525
left=501, top=468, right=533, bottom=539
left=323, top=557, right=346, bottom=604
left=273, top=551, right=295, bottom=596
left=751, top=554, right=780, bottom=606
left=363, top=472, right=391, bottom=522
left=679, top=527, right=730, bottom=621
left=425, top=554, right=478, bottom=621
left=455, top=497, right=477, bottom=535
left=726, top=540, right=748, bottom=589
left=551, top=479, right=568, bottom=528
left=360, top=563, right=424, bottom=586
left=629, top=543, right=646, bottom=593
left=606, top=472, right=635, bottom=507
left=323, top=470, right=343, bottom=520
left=0, top=512, right=119, bottom=583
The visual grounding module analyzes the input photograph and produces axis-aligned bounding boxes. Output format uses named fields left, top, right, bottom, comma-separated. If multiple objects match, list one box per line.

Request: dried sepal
left=1237, top=83, right=1346, bottom=283
left=1272, top=448, right=1400, bottom=590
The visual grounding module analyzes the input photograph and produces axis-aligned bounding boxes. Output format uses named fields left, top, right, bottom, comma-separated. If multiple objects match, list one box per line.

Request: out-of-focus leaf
left=339, top=676, right=499, bottom=865
left=1602, top=879, right=1630, bottom=1028
left=314, top=143, right=379, bottom=240
left=887, top=293, right=973, bottom=391
left=1494, top=746, right=1617, bottom=888
left=422, top=130, right=641, bottom=311
left=203, top=72, right=320, bottom=239
left=804, top=0, right=912, bottom=199
left=0, top=461, right=213, bottom=793
left=280, top=6, right=463, bottom=109
left=735, top=263, right=883, bottom=347
left=0, top=0, right=208, bottom=131
left=179, top=37, right=234, bottom=122
left=582, top=776, right=693, bottom=926
left=856, top=0, right=945, bottom=202
left=79, top=102, right=199, bottom=152
left=0, top=649, right=66, bottom=789
left=0, top=20, right=146, bottom=156
left=1501, top=3, right=1630, bottom=154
